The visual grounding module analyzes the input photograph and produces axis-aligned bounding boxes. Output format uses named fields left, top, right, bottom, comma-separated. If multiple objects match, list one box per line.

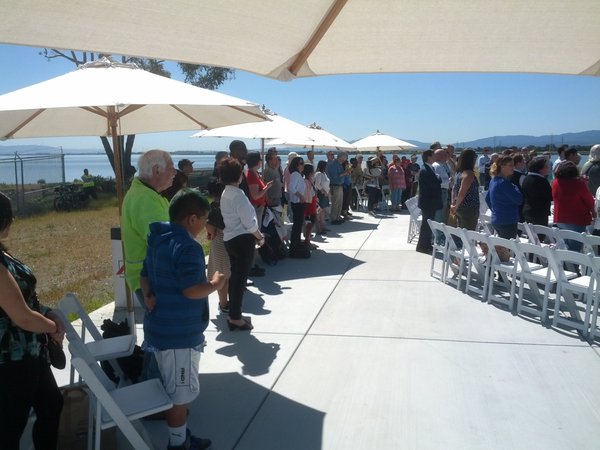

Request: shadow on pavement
left=192, top=372, right=325, bottom=450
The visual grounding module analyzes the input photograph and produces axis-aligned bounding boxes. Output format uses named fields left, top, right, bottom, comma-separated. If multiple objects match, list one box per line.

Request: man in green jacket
left=122, top=149, right=176, bottom=301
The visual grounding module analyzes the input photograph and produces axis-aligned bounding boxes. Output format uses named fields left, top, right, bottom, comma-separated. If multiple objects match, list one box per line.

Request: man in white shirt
left=477, top=148, right=491, bottom=186
left=432, top=149, right=451, bottom=225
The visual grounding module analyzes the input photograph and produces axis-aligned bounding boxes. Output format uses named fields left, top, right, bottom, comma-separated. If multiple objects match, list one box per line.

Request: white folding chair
left=380, top=184, right=391, bottom=211
left=589, top=256, right=600, bottom=342
left=547, top=249, right=598, bottom=338
left=483, top=235, right=528, bottom=312
left=427, top=219, right=448, bottom=281
left=528, top=224, right=561, bottom=247
left=353, top=183, right=368, bottom=211
left=406, top=196, right=421, bottom=243
left=443, top=226, right=469, bottom=291
left=554, top=229, right=588, bottom=253
left=582, top=233, right=600, bottom=256
left=478, top=214, right=495, bottom=235
left=463, top=230, right=491, bottom=301
left=514, top=243, right=576, bottom=323
left=479, top=191, right=489, bottom=215
left=58, top=293, right=136, bottom=384
left=69, top=338, right=172, bottom=450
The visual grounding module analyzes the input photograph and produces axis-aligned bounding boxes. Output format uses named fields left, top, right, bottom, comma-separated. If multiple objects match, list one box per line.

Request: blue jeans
left=391, top=188, right=403, bottom=209
left=555, top=223, right=586, bottom=252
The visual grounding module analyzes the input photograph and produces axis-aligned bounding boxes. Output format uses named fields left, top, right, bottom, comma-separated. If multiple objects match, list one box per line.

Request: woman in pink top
left=387, top=155, right=407, bottom=212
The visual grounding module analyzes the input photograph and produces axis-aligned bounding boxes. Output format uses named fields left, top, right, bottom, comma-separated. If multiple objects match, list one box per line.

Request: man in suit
left=416, top=149, right=443, bottom=254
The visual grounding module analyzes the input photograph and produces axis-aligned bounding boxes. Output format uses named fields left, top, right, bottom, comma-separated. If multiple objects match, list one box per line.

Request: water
left=4, top=150, right=576, bottom=185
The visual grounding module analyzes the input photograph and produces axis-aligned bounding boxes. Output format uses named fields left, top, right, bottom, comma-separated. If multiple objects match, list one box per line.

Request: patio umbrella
left=0, top=57, right=266, bottom=206
left=0, top=57, right=266, bottom=327
left=266, top=123, right=354, bottom=150
left=192, top=107, right=315, bottom=161
left=352, top=130, right=417, bottom=152
left=1, top=1, right=599, bottom=79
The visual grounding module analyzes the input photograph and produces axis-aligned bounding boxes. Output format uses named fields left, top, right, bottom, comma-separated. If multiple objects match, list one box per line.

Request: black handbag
left=46, top=335, right=66, bottom=370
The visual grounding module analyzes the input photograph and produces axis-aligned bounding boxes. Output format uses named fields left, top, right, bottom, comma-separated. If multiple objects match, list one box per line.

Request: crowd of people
left=417, top=142, right=600, bottom=255
left=3, top=138, right=599, bottom=449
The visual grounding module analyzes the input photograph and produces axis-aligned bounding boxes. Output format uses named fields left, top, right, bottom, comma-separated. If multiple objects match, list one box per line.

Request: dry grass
left=6, top=198, right=210, bottom=311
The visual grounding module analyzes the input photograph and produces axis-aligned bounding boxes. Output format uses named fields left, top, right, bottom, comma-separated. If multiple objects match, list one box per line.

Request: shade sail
left=1, top=0, right=599, bottom=80
left=352, top=131, right=417, bottom=151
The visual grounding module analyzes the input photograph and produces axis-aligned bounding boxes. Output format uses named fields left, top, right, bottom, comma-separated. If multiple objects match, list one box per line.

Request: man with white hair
left=121, top=149, right=175, bottom=383
left=122, top=149, right=176, bottom=304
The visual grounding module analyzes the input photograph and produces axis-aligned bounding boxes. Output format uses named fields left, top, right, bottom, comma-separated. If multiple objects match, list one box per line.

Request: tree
left=41, top=49, right=235, bottom=181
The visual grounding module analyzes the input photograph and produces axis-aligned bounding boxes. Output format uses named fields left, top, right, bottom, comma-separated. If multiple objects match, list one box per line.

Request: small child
left=140, top=189, right=225, bottom=450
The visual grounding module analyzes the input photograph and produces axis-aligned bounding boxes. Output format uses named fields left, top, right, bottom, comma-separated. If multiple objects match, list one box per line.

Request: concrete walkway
left=52, top=211, right=600, bottom=450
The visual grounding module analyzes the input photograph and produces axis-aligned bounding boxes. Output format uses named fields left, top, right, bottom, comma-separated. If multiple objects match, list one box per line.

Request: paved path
left=53, top=211, right=600, bottom=450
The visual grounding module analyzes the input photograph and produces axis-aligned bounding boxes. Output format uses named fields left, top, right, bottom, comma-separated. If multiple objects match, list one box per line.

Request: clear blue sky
left=1, top=43, right=599, bottom=152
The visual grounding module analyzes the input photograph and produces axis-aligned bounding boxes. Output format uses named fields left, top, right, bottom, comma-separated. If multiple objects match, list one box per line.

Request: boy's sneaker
left=167, top=430, right=212, bottom=450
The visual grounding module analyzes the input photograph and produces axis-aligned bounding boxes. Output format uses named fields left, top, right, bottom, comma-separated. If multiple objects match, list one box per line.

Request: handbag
left=46, top=335, right=66, bottom=370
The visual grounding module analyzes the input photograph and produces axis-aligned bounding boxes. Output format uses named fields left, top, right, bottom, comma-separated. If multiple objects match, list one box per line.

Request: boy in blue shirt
left=141, top=189, right=225, bottom=450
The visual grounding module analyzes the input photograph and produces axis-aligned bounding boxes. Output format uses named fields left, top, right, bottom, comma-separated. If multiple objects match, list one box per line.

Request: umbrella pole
left=108, top=108, right=135, bottom=334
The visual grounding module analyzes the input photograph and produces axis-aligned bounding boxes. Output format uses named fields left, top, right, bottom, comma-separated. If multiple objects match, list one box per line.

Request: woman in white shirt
left=288, top=157, right=310, bottom=258
left=220, top=158, right=264, bottom=331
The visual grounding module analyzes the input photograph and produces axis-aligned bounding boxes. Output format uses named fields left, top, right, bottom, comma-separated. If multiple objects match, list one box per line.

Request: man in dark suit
left=416, top=149, right=443, bottom=254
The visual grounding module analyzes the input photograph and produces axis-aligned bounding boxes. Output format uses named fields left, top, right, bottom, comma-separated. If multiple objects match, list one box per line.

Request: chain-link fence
left=0, top=153, right=65, bottom=215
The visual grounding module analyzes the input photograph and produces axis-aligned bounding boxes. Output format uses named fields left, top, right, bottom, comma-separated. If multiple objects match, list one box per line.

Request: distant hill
left=459, top=130, right=600, bottom=148
left=0, top=144, right=104, bottom=155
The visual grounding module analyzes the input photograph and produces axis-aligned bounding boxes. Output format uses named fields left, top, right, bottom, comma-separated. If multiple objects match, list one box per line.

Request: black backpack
left=259, top=212, right=286, bottom=265
left=100, top=318, right=144, bottom=384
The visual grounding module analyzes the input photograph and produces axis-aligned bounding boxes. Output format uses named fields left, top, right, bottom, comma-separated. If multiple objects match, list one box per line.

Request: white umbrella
left=352, top=130, right=417, bottom=152
left=266, top=123, right=354, bottom=150
left=192, top=108, right=315, bottom=160
left=1, top=1, right=598, bottom=79
left=0, top=58, right=266, bottom=205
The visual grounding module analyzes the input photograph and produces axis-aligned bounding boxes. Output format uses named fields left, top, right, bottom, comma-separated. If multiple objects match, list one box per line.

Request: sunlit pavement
left=51, top=210, right=600, bottom=450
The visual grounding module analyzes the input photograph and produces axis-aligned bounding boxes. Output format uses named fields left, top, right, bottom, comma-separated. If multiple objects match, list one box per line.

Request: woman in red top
left=246, top=152, right=272, bottom=224
left=552, top=161, right=595, bottom=251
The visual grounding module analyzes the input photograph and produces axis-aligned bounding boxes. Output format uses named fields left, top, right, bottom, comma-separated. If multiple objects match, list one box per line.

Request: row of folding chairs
left=427, top=220, right=600, bottom=342
left=55, top=293, right=171, bottom=450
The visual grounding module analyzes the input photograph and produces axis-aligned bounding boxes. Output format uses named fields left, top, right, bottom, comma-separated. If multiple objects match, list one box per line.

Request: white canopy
left=1, top=1, right=599, bottom=80
left=266, top=123, right=354, bottom=150
left=352, top=131, right=417, bottom=151
left=0, top=59, right=265, bottom=139
left=192, top=111, right=313, bottom=141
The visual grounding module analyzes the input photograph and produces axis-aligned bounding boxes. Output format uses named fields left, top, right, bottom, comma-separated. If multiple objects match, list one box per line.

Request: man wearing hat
left=161, top=158, right=194, bottom=200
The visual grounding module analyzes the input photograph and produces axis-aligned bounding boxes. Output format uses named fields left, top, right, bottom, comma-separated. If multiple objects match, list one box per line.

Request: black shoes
left=416, top=247, right=433, bottom=255
left=331, top=219, right=344, bottom=225
left=227, top=318, right=254, bottom=331
left=289, top=245, right=311, bottom=258
left=249, top=265, right=266, bottom=277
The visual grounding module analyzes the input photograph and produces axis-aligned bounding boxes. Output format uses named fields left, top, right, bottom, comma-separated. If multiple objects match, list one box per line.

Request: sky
left=0, top=43, right=599, bottom=153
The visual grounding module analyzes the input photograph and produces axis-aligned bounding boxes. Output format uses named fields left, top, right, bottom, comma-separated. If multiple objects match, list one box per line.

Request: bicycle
left=53, top=184, right=88, bottom=212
